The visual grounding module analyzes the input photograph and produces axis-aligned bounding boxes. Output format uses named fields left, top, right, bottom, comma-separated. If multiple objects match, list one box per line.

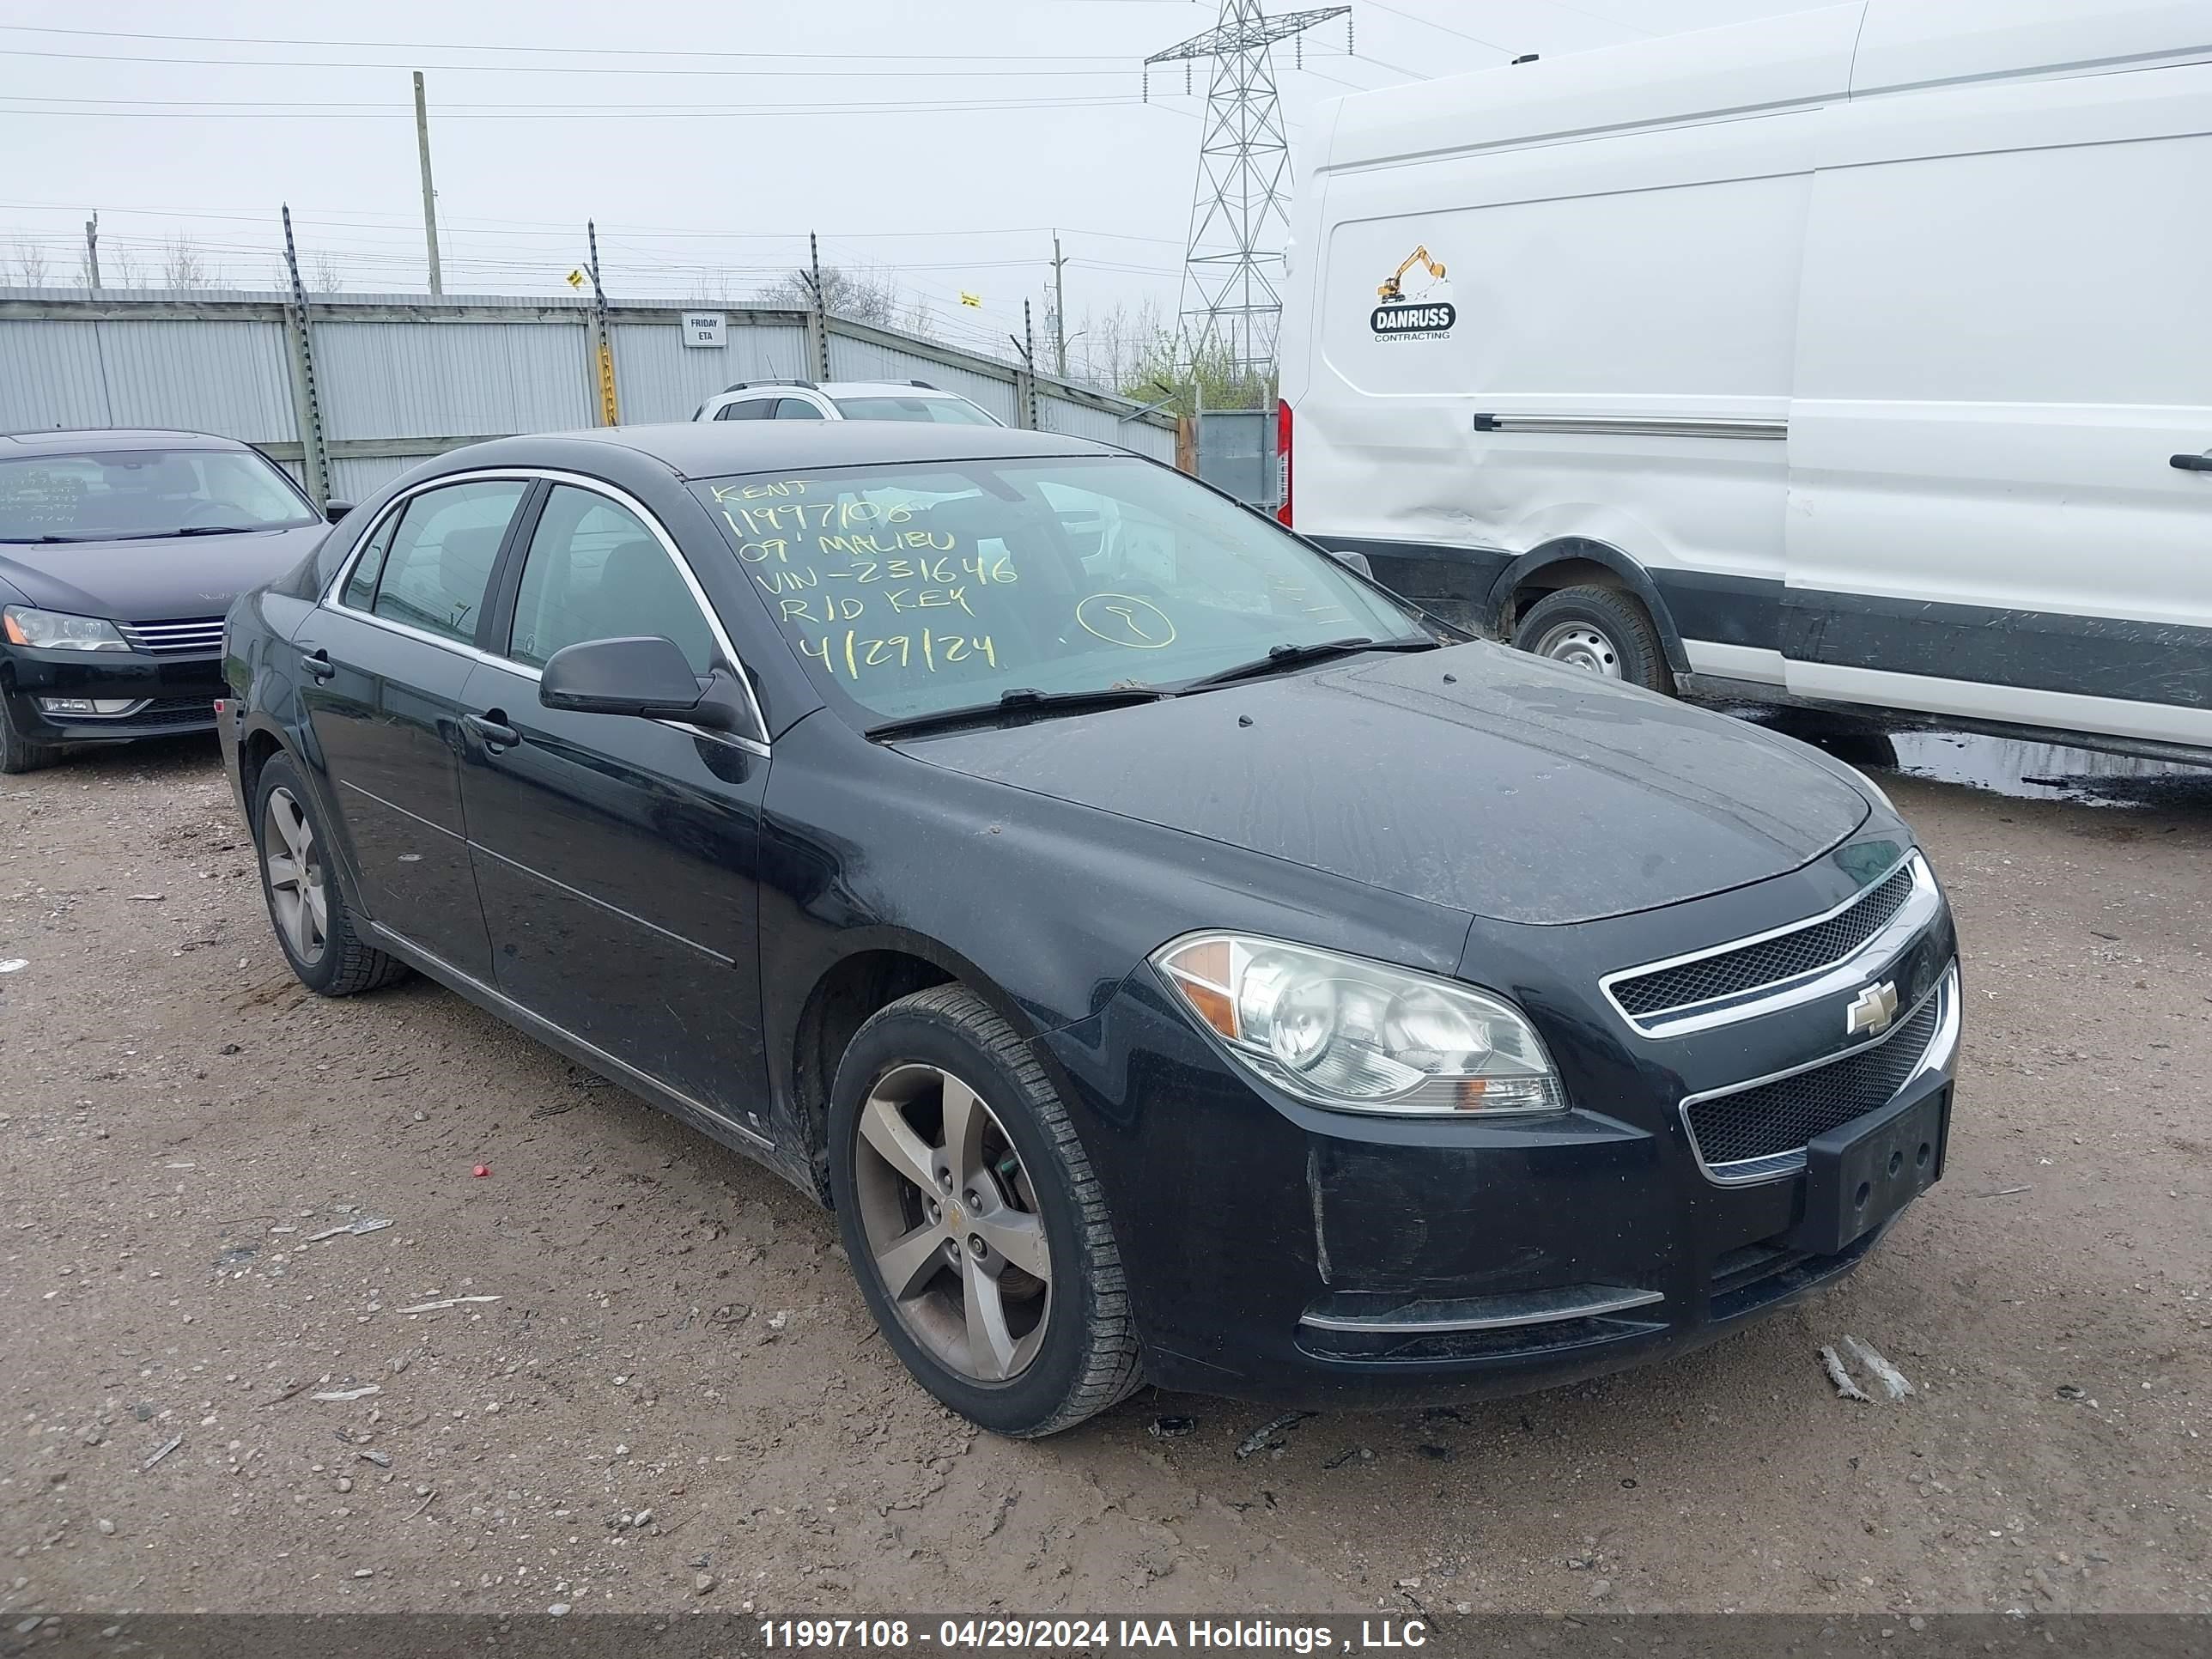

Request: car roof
left=448, top=420, right=1117, bottom=482
left=0, top=427, right=253, bottom=455
left=817, top=381, right=978, bottom=400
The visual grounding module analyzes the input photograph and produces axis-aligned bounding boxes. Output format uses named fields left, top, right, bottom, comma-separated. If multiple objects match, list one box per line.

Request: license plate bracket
left=1787, top=1080, right=1949, bottom=1256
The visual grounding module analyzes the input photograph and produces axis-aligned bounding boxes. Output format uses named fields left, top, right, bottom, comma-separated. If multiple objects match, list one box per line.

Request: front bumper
left=2, top=646, right=223, bottom=742
left=1036, top=859, right=1960, bottom=1410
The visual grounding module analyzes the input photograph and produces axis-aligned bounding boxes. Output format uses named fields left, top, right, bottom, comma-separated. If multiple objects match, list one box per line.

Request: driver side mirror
left=325, top=501, right=356, bottom=524
left=540, top=636, right=752, bottom=735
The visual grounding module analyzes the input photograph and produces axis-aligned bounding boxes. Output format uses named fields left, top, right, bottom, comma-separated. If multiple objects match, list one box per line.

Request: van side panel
left=1784, top=61, right=2212, bottom=747
left=1851, top=0, right=2212, bottom=95
left=1299, top=112, right=1824, bottom=645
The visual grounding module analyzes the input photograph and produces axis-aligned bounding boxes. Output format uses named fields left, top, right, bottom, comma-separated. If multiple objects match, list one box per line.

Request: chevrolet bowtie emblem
left=1846, top=981, right=1900, bottom=1037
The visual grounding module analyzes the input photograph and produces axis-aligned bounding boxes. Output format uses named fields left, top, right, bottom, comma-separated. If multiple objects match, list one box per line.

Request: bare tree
left=162, top=234, right=212, bottom=289
left=762, top=263, right=904, bottom=328
left=1073, top=297, right=1172, bottom=394
left=112, top=246, right=143, bottom=289
left=311, top=251, right=345, bottom=295
left=11, top=240, right=51, bottom=286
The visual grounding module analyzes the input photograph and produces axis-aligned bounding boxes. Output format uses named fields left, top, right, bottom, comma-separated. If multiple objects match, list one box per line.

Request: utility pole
left=82, top=211, right=100, bottom=291
left=1050, top=230, right=1068, bottom=380
left=586, top=219, right=617, bottom=426
left=413, top=70, right=443, bottom=298
left=1146, top=3, right=1349, bottom=375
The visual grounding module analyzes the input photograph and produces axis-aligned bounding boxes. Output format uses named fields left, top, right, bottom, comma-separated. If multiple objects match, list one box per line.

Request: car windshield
left=690, top=454, right=1431, bottom=724
left=0, top=447, right=319, bottom=543
left=830, top=395, right=998, bottom=426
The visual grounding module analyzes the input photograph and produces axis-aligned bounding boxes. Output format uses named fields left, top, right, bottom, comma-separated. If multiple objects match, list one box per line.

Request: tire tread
left=849, top=984, right=1145, bottom=1437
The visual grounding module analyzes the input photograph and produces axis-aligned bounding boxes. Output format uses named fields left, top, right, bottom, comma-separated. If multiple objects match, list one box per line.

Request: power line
left=0, top=46, right=1147, bottom=78
left=0, top=95, right=1174, bottom=120
left=1359, top=1, right=1513, bottom=54
left=0, top=21, right=1144, bottom=62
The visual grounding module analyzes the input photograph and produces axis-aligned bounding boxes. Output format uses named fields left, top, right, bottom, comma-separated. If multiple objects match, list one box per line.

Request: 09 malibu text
left=759, top=1620, right=1428, bottom=1651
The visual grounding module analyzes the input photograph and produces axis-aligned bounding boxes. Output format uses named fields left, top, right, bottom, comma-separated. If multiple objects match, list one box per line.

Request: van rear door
left=1782, top=16, right=2212, bottom=750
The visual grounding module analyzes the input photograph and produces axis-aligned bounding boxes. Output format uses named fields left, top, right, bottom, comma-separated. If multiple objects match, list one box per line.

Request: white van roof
left=1322, top=1, right=2212, bottom=174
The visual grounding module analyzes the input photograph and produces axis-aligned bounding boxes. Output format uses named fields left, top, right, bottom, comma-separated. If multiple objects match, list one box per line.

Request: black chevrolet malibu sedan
left=219, top=422, right=1960, bottom=1436
left=0, top=428, right=343, bottom=772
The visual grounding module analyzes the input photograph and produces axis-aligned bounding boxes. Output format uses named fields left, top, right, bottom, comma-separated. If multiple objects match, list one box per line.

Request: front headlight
left=3, top=605, right=131, bottom=653
left=1152, top=933, right=1567, bottom=1116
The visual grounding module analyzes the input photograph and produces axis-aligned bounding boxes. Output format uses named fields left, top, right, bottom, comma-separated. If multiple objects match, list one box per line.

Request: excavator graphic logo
left=1370, top=246, right=1455, bottom=339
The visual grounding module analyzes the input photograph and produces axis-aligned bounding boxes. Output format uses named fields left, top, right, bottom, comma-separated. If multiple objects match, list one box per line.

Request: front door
left=457, top=481, right=774, bottom=1140
left=294, top=477, right=530, bottom=980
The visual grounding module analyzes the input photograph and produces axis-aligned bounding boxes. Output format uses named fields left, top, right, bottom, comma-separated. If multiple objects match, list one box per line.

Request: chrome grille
left=1682, top=981, right=1948, bottom=1182
left=1613, top=861, right=1917, bottom=1018
left=117, top=617, right=225, bottom=655
left=1603, top=854, right=1935, bottom=1036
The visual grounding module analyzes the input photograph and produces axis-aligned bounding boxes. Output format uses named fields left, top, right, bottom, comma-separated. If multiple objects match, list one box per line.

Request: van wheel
left=1514, top=586, right=1673, bottom=694
left=829, top=984, right=1144, bottom=1437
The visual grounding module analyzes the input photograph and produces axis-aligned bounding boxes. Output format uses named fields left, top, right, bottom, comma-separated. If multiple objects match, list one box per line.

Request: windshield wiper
left=172, top=524, right=267, bottom=538
left=866, top=684, right=1164, bottom=741
left=1177, top=635, right=1441, bottom=692
left=0, top=535, right=77, bottom=544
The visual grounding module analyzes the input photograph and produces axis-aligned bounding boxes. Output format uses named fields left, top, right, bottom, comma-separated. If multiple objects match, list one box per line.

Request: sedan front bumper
left=3, top=645, right=223, bottom=742
left=1036, top=957, right=1959, bottom=1411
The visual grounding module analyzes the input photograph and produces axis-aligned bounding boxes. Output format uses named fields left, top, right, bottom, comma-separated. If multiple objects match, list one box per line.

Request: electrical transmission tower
left=1147, top=2, right=1350, bottom=378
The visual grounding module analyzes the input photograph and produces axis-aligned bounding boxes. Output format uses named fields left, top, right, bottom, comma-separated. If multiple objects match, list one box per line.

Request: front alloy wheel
left=852, top=1063, right=1052, bottom=1382
left=829, top=984, right=1143, bottom=1436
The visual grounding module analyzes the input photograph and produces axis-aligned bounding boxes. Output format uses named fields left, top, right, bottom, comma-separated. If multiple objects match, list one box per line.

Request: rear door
left=457, top=479, right=775, bottom=1144
left=292, top=476, right=532, bottom=979
left=1783, top=52, right=2212, bottom=748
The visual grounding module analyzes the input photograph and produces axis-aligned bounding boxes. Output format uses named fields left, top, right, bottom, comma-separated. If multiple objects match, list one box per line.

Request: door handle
left=465, top=712, right=521, bottom=751
left=305, top=649, right=337, bottom=681
left=2171, top=453, right=2212, bottom=473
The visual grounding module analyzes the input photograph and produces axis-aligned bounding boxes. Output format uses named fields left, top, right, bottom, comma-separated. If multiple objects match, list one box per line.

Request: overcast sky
left=3, top=0, right=1824, bottom=374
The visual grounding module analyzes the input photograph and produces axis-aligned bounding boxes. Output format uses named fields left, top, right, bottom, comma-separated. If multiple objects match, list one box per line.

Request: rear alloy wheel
left=830, top=985, right=1143, bottom=1436
left=1512, top=584, right=1673, bottom=694
left=252, top=751, right=410, bottom=997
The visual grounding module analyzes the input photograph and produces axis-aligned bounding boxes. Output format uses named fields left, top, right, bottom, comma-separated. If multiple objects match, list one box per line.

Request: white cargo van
left=1278, top=0, right=2212, bottom=761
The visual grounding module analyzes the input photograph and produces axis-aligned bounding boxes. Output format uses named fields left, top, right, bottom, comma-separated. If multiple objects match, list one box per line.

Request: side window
left=507, top=484, right=721, bottom=675
left=773, top=398, right=827, bottom=421
left=714, top=399, right=772, bottom=422
left=368, top=480, right=529, bottom=644
left=338, top=508, right=402, bottom=610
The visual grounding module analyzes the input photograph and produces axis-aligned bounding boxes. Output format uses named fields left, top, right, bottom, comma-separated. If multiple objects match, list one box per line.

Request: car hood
left=894, top=642, right=1872, bottom=926
left=0, top=524, right=329, bottom=622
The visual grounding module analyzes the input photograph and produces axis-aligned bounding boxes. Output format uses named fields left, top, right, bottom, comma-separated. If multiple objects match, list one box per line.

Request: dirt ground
left=2, top=732, right=2207, bottom=1620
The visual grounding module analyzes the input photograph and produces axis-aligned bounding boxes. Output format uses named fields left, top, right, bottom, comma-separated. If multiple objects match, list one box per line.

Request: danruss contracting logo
left=1370, top=245, right=1455, bottom=339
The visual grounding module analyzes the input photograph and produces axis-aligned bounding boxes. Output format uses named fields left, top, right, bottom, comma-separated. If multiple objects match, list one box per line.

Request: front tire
left=252, top=751, right=409, bottom=996
left=0, top=693, right=62, bottom=775
left=829, top=985, right=1143, bottom=1437
left=1512, top=585, right=1673, bottom=694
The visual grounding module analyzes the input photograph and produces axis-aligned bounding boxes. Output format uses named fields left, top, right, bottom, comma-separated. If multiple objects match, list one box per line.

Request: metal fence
left=0, top=288, right=1178, bottom=507
left=1194, top=408, right=1279, bottom=512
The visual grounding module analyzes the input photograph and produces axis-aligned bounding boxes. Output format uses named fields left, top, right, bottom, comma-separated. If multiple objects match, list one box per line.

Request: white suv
left=693, top=379, right=1002, bottom=427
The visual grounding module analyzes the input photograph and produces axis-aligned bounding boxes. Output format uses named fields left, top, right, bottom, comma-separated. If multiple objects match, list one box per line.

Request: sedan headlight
left=3, top=605, right=131, bottom=653
left=1152, top=933, right=1566, bottom=1115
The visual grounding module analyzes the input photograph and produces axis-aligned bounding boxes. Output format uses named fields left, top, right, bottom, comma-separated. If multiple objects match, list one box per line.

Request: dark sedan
left=0, top=428, right=343, bottom=772
left=219, top=422, right=1960, bottom=1437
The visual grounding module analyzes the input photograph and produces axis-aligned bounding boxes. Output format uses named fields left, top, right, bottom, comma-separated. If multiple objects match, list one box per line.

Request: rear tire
left=252, top=751, right=410, bottom=996
left=829, top=984, right=1143, bottom=1437
left=0, top=693, right=62, bottom=775
left=1512, top=585, right=1673, bottom=694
